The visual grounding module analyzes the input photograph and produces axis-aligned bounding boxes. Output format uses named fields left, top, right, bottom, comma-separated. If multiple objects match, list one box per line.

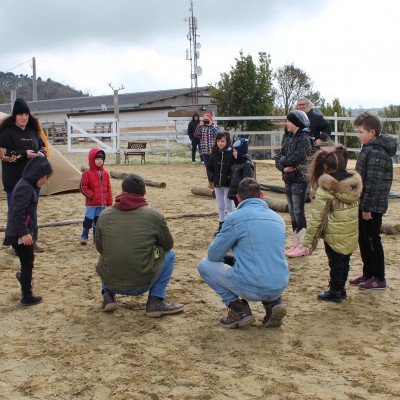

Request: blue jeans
left=102, top=250, right=175, bottom=299
left=285, top=182, right=307, bottom=232
left=197, top=258, right=282, bottom=306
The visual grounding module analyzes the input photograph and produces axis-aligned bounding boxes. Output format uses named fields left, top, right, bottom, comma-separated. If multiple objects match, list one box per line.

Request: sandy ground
left=1, top=146, right=400, bottom=400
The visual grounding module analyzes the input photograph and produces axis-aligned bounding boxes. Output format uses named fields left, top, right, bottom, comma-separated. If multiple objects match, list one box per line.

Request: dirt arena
left=1, top=146, right=399, bottom=400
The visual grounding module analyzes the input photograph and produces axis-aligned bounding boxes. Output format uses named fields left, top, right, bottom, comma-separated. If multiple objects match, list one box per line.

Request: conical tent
left=0, top=112, right=81, bottom=198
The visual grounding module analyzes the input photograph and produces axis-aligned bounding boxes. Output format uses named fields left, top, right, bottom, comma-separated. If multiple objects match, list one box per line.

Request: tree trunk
left=191, top=187, right=216, bottom=198
left=263, top=197, right=288, bottom=213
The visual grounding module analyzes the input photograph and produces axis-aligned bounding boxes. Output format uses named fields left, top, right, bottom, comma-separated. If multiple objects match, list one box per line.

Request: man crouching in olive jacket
left=95, top=173, right=184, bottom=316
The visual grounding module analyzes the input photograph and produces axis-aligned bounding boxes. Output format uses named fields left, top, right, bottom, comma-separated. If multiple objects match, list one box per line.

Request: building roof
left=0, top=87, right=210, bottom=115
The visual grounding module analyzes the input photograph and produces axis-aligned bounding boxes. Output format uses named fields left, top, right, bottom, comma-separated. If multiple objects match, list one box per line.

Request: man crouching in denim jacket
left=198, top=178, right=289, bottom=329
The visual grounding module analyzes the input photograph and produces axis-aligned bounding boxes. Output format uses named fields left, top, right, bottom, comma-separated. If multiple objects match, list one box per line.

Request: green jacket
left=303, top=171, right=362, bottom=255
left=95, top=205, right=173, bottom=290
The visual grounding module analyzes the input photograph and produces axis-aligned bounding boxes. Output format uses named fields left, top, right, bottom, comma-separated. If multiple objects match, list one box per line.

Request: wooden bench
left=124, top=141, right=147, bottom=164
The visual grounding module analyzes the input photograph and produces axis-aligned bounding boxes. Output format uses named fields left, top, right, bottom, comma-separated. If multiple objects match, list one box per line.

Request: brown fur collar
left=318, top=171, right=363, bottom=196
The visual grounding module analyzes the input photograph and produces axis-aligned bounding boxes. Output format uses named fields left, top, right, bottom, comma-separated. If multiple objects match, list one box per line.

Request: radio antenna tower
left=185, top=0, right=201, bottom=105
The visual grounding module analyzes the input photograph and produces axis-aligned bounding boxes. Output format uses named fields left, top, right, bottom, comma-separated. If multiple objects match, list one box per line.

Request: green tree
left=210, top=51, right=275, bottom=131
left=379, top=104, right=400, bottom=134
left=320, top=98, right=358, bottom=154
left=274, top=63, right=320, bottom=114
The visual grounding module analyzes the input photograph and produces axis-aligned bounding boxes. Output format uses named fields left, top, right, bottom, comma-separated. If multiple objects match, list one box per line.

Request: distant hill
left=0, top=71, right=87, bottom=103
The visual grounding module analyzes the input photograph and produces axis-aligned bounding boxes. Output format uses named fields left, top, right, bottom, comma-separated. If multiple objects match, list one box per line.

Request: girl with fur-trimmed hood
left=302, top=145, right=362, bottom=303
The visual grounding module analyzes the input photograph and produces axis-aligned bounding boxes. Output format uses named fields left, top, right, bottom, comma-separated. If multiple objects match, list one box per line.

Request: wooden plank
left=249, top=146, right=281, bottom=150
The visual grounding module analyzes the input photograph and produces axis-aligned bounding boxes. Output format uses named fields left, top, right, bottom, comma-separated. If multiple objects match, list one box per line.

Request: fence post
left=334, top=112, right=338, bottom=145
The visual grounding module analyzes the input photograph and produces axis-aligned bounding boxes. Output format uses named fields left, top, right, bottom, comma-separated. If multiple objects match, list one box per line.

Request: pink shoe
left=287, top=246, right=309, bottom=258
left=285, top=246, right=296, bottom=255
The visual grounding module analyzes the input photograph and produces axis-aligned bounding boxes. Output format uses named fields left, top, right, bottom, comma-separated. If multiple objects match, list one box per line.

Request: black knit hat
left=95, top=150, right=105, bottom=159
left=12, top=98, right=31, bottom=116
left=233, top=138, right=249, bottom=156
left=287, top=110, right=310, bottom=129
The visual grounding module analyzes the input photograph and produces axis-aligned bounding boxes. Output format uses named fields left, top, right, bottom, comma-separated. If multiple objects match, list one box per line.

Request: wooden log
left=166, top=211, right=218, bottom=220
left=381, top=223, right=400, bottom=235
left=81, top=167, right=166, bottom=188
left=191, top=187, right=216, bottom=198
left=263, top=197, right=288, bottom=213
left=109, top=170, right=166, bottom=188
left=39, top=219, right=83, bottom=228
left=260, top=184, right=286, bottom=194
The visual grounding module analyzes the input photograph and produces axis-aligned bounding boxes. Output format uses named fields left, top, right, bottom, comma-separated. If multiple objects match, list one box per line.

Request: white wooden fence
left=66, top=114, right=400, bottom=163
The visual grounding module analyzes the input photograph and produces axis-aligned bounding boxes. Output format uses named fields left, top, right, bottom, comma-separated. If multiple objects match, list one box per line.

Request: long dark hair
left=0, top=113, right=41, bottom=134
left=308, top=144, right=348, bottom=190
left=211, top=131, right=231, bottom=154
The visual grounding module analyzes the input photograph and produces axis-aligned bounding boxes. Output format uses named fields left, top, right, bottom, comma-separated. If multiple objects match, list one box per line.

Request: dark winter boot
left=214, top=221, right=224, bottom=237
left=341, top=286, right=347, bottom=300
left=220, top=299, right=255, bottom=329
left=21, top=289, right=42, bottom=306
left=145, top=295, right=185, bottom=318
left=101, top=288, right=118, bottom=312
left=317, top=289, right=342, bottom=303
left=262, top=297, right=287, bottom=328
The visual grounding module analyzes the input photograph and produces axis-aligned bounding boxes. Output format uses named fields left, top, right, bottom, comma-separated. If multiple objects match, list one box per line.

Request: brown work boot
left=219, top=299, right=255, bottom=329
left=101, top=288, right=118, bottom=312
left=262, top=297, right=287, bottom=328
left=146, top=295, right=185, bottom=318
left=33, top=240, right=45, bottom=252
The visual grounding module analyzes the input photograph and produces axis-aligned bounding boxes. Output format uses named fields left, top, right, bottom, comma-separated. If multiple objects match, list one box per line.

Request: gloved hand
left=208, top=182, right=214, bottom=189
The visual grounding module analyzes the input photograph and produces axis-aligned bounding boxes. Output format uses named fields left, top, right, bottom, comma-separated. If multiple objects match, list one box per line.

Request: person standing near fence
left=207, top=131, right=234, bottom=236
left=295, top=97, right=332, bottom=152
left=194, top=113, right=222, bottom=186
left=302, top=146, right=362, bottom=303
left=187, top=112, right=201, bottom=164
left=349, top=112, right=397, bottom=290
left=275, top=110, right=312, bottom=257
left=228, top=138, right=254, bottom=208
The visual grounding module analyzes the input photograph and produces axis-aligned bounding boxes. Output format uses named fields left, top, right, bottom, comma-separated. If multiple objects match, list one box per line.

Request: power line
left=4, top=59, right=32, bottom=73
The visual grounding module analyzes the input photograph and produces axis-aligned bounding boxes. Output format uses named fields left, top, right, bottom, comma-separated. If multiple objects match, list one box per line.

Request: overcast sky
left=1, top=0, right=398, bottom=109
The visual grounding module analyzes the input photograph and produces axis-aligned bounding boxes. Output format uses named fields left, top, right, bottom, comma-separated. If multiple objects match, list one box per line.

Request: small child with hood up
left=228, top=138, right=254, bottom=207
left=3, top=156, right=53, bottom=306
left=79, top=148, right=113, bottom=244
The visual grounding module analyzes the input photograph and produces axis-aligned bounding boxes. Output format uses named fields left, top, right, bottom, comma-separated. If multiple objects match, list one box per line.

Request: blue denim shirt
left=207, top=198, right=289, bottom=295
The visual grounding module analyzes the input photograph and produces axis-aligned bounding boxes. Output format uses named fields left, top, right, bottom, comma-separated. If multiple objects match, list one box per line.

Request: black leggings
left=13, top=244, right=35, bottom=292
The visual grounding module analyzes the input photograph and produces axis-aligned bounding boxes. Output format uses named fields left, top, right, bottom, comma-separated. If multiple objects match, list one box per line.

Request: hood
left=368, top=134, right=398, bottom=157
left=318, top=171, right=362, bottom=204
left=192, top=112, right=199, bottom=120
left=113, top=192, right=148, bottom=211
left=235, top=153, right=252, bottom=163
left=22, top=156, right=53, bottom=186
left=295, top=127, right=310, bottom=136
left=88, top=148, right=105, bottom=170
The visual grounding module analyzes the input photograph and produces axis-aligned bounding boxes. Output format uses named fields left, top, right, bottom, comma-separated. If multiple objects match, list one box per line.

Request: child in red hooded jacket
left=79, top=148, right=113, bottom=244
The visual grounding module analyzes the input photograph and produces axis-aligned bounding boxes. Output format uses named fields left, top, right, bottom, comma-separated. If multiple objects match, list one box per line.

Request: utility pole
left=108, top=82, right=125, bottom=165
left=32, top=57, right=37, bottom=101
left=4, top=81, right=22, bottom=112
left=185, top=0, right=202, bottom=105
